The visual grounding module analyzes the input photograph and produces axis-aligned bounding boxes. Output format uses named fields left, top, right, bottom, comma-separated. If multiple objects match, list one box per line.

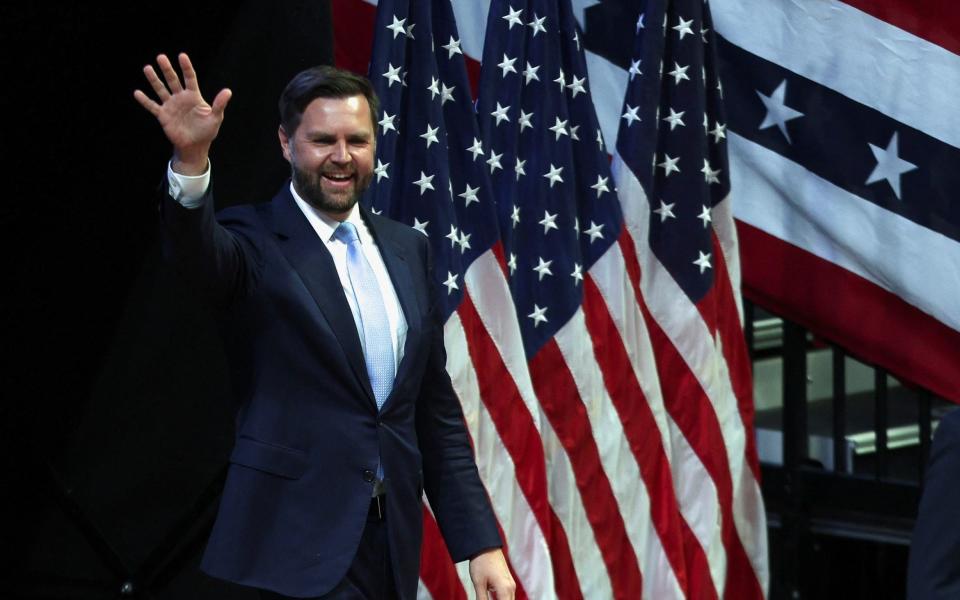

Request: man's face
left=279, top=95, right=376, bottom=220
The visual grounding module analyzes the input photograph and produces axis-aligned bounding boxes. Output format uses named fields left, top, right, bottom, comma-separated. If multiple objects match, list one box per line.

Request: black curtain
left=2, top=3, right=333, bottom=598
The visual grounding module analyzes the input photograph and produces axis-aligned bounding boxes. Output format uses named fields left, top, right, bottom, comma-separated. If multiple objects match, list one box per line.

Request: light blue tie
left=333, top=221, right=395, bottom=411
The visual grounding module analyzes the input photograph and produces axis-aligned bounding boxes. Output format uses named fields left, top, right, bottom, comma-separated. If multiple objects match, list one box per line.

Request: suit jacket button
left=362, top=469, right=375, bottom=482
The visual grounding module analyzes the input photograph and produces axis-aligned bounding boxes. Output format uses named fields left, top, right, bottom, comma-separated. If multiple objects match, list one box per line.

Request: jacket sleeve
left=412, top=235, right=503, bottom=562
left=159, top=180, right=263, bottom=307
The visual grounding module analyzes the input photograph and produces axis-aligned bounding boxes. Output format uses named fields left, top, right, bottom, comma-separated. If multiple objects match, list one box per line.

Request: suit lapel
left=268, top=189, right=374, bottom=404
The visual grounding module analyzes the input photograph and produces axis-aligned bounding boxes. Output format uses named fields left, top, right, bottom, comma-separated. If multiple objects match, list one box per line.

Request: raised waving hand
left=133, top=53, right=232, bottom=175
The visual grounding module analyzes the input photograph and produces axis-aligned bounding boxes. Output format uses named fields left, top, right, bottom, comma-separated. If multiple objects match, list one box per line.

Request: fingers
left=142, top=64, right=170, bottom=102
left=132, top=89, right=161, bottom=116
left=211, top=88, right=233, bottom=117
left=156, top=53, right=184, bottom=94
left=178, top=53, right=200, bottom=92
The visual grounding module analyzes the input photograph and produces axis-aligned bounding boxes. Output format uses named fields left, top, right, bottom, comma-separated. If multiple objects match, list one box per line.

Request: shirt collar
left=289, top=182, right=370, bottom=244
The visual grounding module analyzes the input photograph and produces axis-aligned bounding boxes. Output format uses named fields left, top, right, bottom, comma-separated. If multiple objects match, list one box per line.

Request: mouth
left=321, top=172, right=355, bottom=188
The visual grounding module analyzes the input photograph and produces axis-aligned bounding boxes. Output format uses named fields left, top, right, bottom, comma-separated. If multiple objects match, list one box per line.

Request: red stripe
left=839, top=0, right=960, bottom=55
left=529, top=340, right=643, bottom=600
left=581, top=275, right=697, bottom=598
left=618, top=234, right=765, bottom=600
left=457, top=294, right=584, bottom=600
left=331, top=0, right=376, bottom=74
left=420, top=507, right=468, bottom=600
left=709, top=234, right=762, bottom=480
left=739, top=222, right=960, bottom=405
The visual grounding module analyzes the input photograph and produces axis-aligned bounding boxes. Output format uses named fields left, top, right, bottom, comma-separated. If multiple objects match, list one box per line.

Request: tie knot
left=334, top=221, right=360, bottom=245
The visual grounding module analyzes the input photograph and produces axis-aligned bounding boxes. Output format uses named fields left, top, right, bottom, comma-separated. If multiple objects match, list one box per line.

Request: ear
left=278, top=125, right=292, bottom=163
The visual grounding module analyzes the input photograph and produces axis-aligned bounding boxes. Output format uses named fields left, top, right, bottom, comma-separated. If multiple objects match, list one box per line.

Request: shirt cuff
left=167, top=160, right=211, bottom=209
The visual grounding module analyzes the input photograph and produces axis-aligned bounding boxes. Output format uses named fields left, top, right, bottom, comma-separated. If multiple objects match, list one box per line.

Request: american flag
left=347, top=0, right=770, bottom=596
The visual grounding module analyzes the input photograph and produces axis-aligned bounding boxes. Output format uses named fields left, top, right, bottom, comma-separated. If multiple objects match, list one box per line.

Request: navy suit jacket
left=908, top=408, right=960, bottom=600
left=161, top=183, right=501, bottom=599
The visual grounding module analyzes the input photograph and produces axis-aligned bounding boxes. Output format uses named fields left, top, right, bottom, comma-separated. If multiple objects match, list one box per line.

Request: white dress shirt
left=167, top=163, right=407, bottom=375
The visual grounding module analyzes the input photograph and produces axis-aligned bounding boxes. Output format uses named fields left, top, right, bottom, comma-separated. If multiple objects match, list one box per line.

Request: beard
left=290, top=159, right=372, bottom=216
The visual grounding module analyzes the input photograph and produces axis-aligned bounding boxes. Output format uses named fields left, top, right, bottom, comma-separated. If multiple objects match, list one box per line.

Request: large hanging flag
left=343, top=0, right=769, bottom=597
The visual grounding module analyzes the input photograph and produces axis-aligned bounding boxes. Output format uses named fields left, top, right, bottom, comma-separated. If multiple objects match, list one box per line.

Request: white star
left=412, top=217, right=429, bottom=236
left=533, top=257, right=554, bottom=280
left=491, top=102, right=511, bottom=126
left=503, top=5, right=524, bottom=29
left=374, top=158, right=389, bottom=182
left=539, top=210, right=559, bottom=234
left=413, top=171, right=435, bottom=195
left=420, top=123, right=439, bottom=148
left=467, top=137, right=484, bottom=161
left=427, top=77, right=440, bottom=99
left=573, top=30, right=580, bottom=51
left=443, top=271, right=459, bottom=294
left=663, top=107, right=686, bottom=130
left=701, top=26, right=710, bottom=43
left=865, top=131, right=917, bottom=200
left=554, top=69, right=566, bottom=93
left=510, top=205, right=520, bottom=228
left=459, top=184, right=480, bottom=206
left=591, top=175, right=610, bottom=198
left=370, top=207, right=383, bottom=215
left=654, top=200, right=676, bottom=222
left=709, top=122, right=726, bottom=144
left=382, top=63, right=402, bottom=87
left=673, top=16, right=694, bottom=40
left=573, top=217, right=580, bottom=235
left=498, top=53, right=518, bottom=77
left=569, top=124, right=580, bottom=141
left=658, top=154, right=681, bottom=176
left=522, top=62, right=541, bottom=84
left=668, top=62, right=690, bottom=85
left=757, top=79, right=804, bottom=143
left=566, top=75, right=586, bottom=97
left=445, top=225, right=459, bottom=247
left=404, top=22, right=415, bottom=39
left=571, top=263, right=584, bottom=285
left=457, top=231, right=472, bottom=253
left=697, top=205, right=712, bottom=228
left=622, top=104, right=641, bottom=127
left=487, top=150, right=503, bottom=173
left=442, top=36, right=462, bottom=58
left=528, top=13, right=547, bottom=36
left=543, top=164, right=564, bottom=187
left=701, top=159, right=721, bottom=184
left=508, top=252, right=517, bottom=275
left=636, top=12, right=645, bottom=32
left=596, top=128, right=605, bottom=151
left=386, top=15, right=407, bottom=39
left=528, top=304, right=548, bottom=327
left=628, top=58, right=643, bottom=81
left=693, top=251, right=712, bottom=274
left=518, top=110, right=534, bottom=132
left=439, top=83, right=455, bottom=105
left=584, top=221, right=605, bottom=243
left=549, top=117, right=569, bottom=140
left=514, top=158, right=526, bottom=180
left=378, top=111, right=397, bottom=135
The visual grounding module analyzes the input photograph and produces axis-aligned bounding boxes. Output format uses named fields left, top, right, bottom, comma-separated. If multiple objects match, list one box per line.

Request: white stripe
left=445, top=313, right=556, bottom=600
left=555, top=310, right=685, bottom=600
left=614, top=156, right=769, bottom=592
left=463, top=251, right=610, bottom=597
left=590, top=245, right=727, bottom=597
left=416, top=579, right=435, bottom=600
left=712, top=196, right=745, bottom=324
left=711, top=0, right=960, bottom=150
left=729, top=131, right=960, bottom=333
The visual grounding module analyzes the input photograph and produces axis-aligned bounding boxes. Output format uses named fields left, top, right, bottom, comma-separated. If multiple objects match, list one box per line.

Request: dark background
left=2, top=3, right=333, bottom=598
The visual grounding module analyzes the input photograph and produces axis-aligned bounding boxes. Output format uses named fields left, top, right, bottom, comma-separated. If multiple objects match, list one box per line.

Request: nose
left=331, top=140, right=350, bottom=163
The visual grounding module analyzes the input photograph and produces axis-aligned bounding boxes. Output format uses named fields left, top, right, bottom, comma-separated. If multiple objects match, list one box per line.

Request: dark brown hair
left=278, top=65, right=380, bottom=135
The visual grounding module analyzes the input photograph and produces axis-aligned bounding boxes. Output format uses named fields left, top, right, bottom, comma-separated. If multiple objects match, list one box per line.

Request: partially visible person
left=907, top=407, right=960, bottom=600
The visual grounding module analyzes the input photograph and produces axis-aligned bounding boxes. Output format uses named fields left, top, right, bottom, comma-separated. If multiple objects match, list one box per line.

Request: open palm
left=134, top=53, right=231, bottom=172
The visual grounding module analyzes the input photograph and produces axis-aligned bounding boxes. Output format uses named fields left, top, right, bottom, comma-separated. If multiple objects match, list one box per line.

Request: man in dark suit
left=907, top=407, right=960, bottom=600
left=134, top=53, right=515, bottom=600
